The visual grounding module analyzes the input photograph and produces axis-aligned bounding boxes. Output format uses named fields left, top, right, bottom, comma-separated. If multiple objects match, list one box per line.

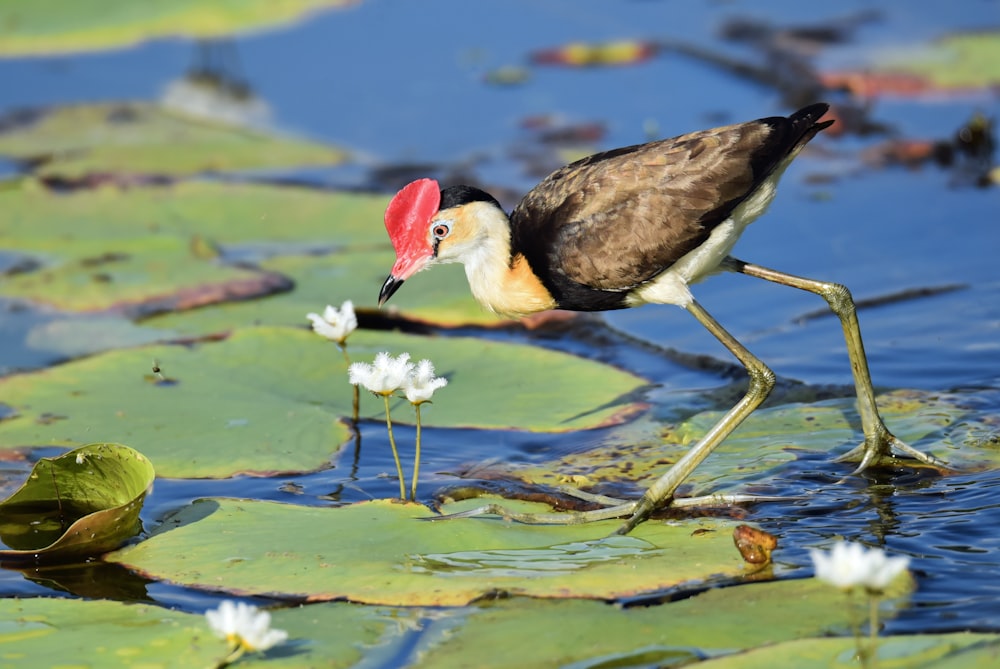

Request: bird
left=377, top=102, right=943, bottom=534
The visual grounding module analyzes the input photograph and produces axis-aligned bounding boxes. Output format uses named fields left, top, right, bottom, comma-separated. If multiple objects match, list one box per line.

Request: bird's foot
left=835, top=429, right=948, bottom=474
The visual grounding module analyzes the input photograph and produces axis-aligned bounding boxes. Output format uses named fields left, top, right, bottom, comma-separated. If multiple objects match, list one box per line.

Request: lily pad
left=0, top=443, right=153, bottom=562
left=0, top=179, right=500, bottom=326
left=879, top=31, right=1000, bottom=90
left=146, top=252, right=508, bottom=333
left=24, top=313, right=181, bottom=362
left=692, top=634, right=1000, bottom=669
left=0, top=0, right=358, bottom=57
left=0, top=178, right=393, bottom=315
left=0, top=235, right=291, bottom=316
left=505, top=390, right=976, bottom=498
left=0, top=596, right=393, bottom=669
left=108, top=496, right=752, bottom=606
left=1, top=303, right=179, bottom=376
left=0, top=577, right=949, bottom=668
left=0, top=103, right=346, bottom=178
left=0, top=179, right=388, bottom=247
left=415, top=577, right=916, bottom=668
left=0, top=327, right=646, bottom=478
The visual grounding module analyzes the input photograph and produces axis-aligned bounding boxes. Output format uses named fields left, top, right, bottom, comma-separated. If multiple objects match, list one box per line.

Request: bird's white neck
left=438, top=201, right=556, bottom=318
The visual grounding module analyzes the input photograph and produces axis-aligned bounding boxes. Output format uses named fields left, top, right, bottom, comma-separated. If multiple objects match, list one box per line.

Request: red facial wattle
left=379, top=178, right=441, bottom=305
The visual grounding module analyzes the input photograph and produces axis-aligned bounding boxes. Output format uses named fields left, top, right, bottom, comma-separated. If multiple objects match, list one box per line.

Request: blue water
left=0, top=0, right=999, bottom=645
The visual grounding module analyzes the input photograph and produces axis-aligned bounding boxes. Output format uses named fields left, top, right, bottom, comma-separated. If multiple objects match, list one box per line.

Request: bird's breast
left=465, top=252, right=558, bottom=318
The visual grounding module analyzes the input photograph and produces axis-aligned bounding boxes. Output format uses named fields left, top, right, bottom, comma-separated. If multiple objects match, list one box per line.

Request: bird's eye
left=432, top=222, right=452, bottom=240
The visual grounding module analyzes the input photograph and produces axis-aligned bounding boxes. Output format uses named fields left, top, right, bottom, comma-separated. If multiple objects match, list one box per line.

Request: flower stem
left=341, top=346, right=359, bottom=423
left=411, top=403, right=422, bottom=501
left=212, top=642, right=246, bottom=669
left=845, top=589, right=871, bottom=669
left=869, top=591, right=880, bottom=668
left=382, top=394, right=406, bottom=500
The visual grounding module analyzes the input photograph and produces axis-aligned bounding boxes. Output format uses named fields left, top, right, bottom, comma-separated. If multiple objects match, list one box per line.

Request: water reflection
left=3, top=559, right=152, bottom=602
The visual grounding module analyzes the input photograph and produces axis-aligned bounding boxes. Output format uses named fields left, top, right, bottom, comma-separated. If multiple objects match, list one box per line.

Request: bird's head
left=379, top=178, right=506, bottom=306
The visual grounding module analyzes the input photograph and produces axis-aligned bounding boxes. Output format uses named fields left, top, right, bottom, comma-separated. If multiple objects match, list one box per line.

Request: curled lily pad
left=0, top=442, right=154, bottom=563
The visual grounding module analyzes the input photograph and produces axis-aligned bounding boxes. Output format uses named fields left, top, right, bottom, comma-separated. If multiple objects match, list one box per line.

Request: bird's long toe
left=835, top=432, right=948, bottom=473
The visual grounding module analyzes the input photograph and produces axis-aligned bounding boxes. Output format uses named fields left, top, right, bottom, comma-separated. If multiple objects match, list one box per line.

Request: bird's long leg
left=431, top=300, right=775, bottom=532
left=723, top=257, right=946, bottom=471
left=615, top=298, right=776, bottom=534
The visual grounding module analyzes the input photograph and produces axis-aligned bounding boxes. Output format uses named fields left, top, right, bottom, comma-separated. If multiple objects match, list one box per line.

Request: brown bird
left=378, top=103, right=942, bottom=534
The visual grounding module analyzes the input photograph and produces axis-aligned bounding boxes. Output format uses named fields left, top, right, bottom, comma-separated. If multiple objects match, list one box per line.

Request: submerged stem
left=382, top=394, right=407, bottom=500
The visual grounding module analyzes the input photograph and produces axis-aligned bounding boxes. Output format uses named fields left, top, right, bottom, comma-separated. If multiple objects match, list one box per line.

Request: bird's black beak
left=378, top=274, right=403, bottom=307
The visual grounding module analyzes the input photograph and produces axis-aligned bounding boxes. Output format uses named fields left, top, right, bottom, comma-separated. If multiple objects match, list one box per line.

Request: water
left=0, top=0, right=998, bottom=645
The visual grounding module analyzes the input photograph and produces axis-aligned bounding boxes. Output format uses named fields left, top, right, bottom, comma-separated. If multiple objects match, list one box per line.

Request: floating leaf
left=1, top=305, right=179, bottom=376
left=0, top=443, right=153, bottom=562
left=692, top=634, right=1000, bottom=669
left=146, top=252, right=508, bottom=334
left=108, top=496, right=751, bottom=606
left=0, top=235, right=291, bottom=315
left=819, top=31, right=1000, bottom=97
left=0, top=327, right=646, bottom=478
left=0, top=179, right=393, bottom=316
left=0, top=179, right=387, bottom=248
left=416, top=577, right=917, bottom=668
left=0, top=179, right=500, bottom=326
left=0, top=103, right=346, bottom=178
left=505, top=391, right=970, bottom=498
left=877, top=31, right=1000, bottom=91
left=531, top=39, right=659, bottom=67
left=0, top=596, right=392, bottom=669
left=25, top=314, right=178, bottom=358
left=0, top=0, right=359, bottom=57
left=0, top=581, right=986, bottom=668
left=733, top=524, right=778, bottom=565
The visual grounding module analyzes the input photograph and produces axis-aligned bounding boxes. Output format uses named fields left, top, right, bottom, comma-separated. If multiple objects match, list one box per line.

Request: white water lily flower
left=348, top=352, right=413, bottom=395
left=205, top=600, right=288, bottom=653
left=809, top=541, right=910, bottom=592
left=403, top=359, right=448, bottom=404
left=306, top=301, right=357, bottom=345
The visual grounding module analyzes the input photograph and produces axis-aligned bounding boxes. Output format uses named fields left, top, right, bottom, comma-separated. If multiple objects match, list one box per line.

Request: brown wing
left=511, top=105, right=829, bottom=293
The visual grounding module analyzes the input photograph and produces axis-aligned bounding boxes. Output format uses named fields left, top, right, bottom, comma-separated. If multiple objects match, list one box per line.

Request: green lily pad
left=0, top=577, right=949, bottom=669
left=0, top=443, right=153, bottom=562
left=0, top=327, right=646, bottom=478
left=0, top=596, right=394, bottom=669
left=0, top=179, right=388, bottom=247
left=880, top=31, right=1000, bottom=90
left=0, top=103, right=346, bottom=178
left=0, top=178, right=391, bottom=315
left=0, top=235, right=290, bottom=315
left=692, top=634, right=1000, bottom=669
left=416, top=577, right=915, bottom=668
left=108, top=496, right=752, bottom=606
left=1, top=179, right=501, bottom=325
left=505, top=390, right=976, bottom=497
left=24, top=313, right=180, bottom=360
left=1, top=304, right=180, bottom=376
left=146, top=252, right=512, bottom=333
left=0, top=0, right=358, bottom=57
